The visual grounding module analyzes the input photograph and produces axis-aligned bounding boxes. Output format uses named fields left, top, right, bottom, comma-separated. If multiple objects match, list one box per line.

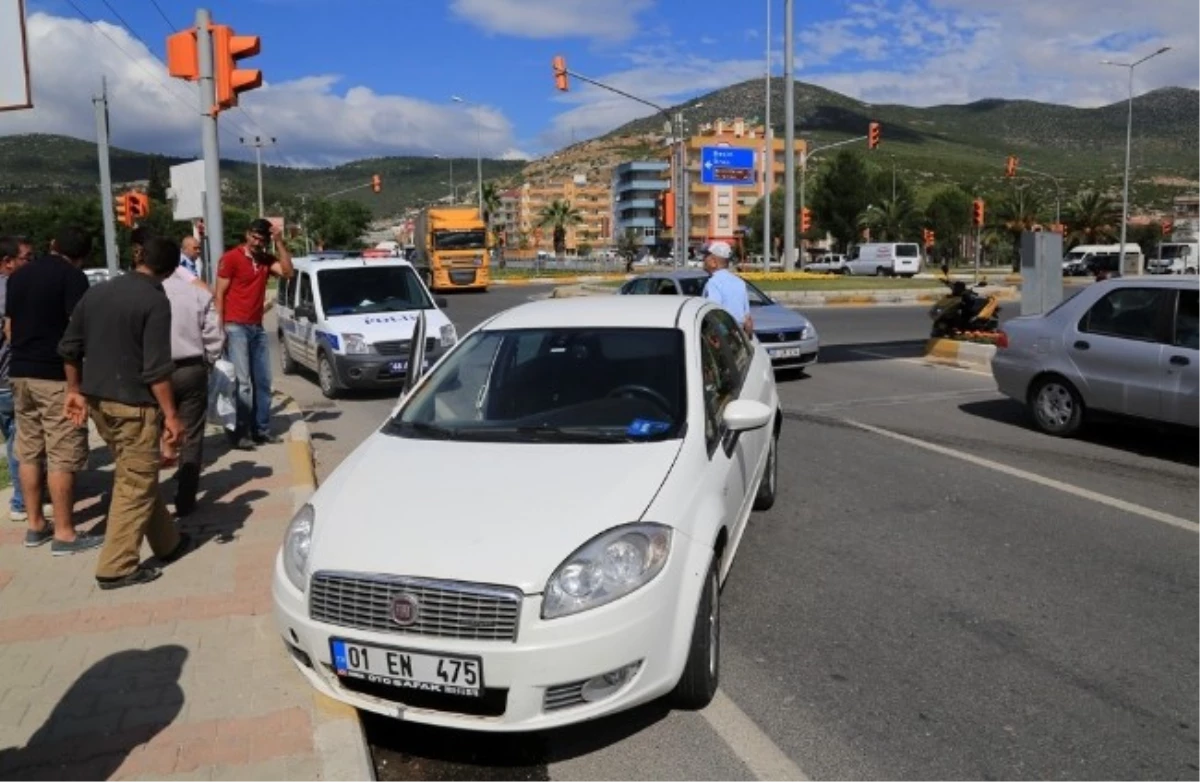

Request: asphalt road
left=269, top=287, right=1198, bottom=781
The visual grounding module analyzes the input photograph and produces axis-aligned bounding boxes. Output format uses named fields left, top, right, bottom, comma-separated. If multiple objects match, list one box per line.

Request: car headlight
left=542, top=523, right=672, bottom=620
left=439, top=323, right=457, bottom=348
left=801, top=324, right=814, bottom=340
left=342, top=333, right=373, bottom=354
left=282, top=503, right=315, bottom=592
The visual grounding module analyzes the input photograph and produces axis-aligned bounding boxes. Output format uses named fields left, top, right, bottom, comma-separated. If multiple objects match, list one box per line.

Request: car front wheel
left=753, top=428, right=778, bottom=511
left=317, top=352, right=341, bottom=399
left=1030, top=375, right=1083, bottom=436
left=671, top=557, right=720, bottom=710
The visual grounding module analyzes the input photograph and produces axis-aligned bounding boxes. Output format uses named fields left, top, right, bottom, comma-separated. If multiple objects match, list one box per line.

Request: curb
left=276, top=391, right=376, bottom=782
left=552, top=283, right=1020, bottom=308
left=923, top=338, right=997, bottom=372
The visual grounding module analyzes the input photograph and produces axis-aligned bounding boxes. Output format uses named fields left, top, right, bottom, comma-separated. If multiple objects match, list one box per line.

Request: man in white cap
left=700, top=241, right=753, bottom=335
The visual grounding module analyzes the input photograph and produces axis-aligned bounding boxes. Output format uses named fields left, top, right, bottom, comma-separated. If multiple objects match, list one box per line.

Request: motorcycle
left=928, top=265, right=1001, bottom=338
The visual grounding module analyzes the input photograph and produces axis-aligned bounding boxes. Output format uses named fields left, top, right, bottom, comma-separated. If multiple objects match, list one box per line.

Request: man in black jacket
left=60, top=237, right=189, bottom=590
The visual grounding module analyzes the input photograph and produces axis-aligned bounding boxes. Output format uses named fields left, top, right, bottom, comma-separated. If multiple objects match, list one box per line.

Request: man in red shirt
left=215, top=219, right=293, bottom=449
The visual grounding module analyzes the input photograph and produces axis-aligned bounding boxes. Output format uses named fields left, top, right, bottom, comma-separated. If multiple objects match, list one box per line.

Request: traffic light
left=212, top=24, right=262, bottom=110
left=1004, top=155, right=1018, bottom=178
left=166, top=28, right=198, bottom=81
left=922, top=228, right=935, bottom=247
left=972, top=199, right=985, bottom=227
left=372, top=174, right=382, bottom=193
left=659, top=191, right=675, bottom=229
left=115, top=193, right=131, bottom=228
left=1162, top=219, right=1174, bottom=236
left=552, top=55, right=569, bottom=92
left=128, top=192, right=150, bottom=223
left=800, top=207, right=811, bottom=233
left=868, top=122, right=881, bottom=149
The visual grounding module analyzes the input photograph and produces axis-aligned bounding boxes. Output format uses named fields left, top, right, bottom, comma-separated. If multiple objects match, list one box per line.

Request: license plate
left=330, top=639, right=484, bottom=697
left=769, top=347, right=802, bottom=358
left=388, top=360, right=409, bottom=373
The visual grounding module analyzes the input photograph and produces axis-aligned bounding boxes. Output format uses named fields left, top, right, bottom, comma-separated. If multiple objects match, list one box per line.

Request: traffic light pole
left=93, top=77, right=119, bottom=273
left=196, top=8, right=224, bottom=287
left=783, top=0, right=795, bottom=271
left=797, top=134, right=866, bottom=269
left=1009, top=162, right=1061, bottom=227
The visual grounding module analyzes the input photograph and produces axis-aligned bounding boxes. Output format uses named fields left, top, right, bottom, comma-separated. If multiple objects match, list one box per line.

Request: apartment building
left=517, top=174, right=612, bottom=253
left=611, top=161, right=669, bottom=251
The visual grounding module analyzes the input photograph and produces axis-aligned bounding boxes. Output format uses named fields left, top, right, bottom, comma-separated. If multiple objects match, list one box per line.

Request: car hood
left=752, top=303, right=810, bottom=331
left=321, top=309, right=452, bottom=343
left=306, top=432, right=684, bottom=593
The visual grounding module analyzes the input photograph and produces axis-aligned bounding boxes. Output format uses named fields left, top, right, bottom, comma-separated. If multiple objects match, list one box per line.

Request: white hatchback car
left=273, top=295, right=782, bottom=731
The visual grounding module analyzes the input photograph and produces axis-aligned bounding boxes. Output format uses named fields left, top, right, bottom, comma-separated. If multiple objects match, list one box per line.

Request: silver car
left=992, top=276, right=1198, bottom=435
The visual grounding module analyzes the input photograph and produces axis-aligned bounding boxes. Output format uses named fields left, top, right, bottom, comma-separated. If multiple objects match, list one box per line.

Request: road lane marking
left=847, top=348, right=992, bottom=375
left=702, top=689, right=810, bottom=781
left=844, top=418, right=1199, bottom=533
left=796, top=388, right=995, bottom=413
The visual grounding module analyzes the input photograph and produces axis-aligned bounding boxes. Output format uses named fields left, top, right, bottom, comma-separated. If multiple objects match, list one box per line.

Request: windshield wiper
left=383, top=420, right=457, bottom=440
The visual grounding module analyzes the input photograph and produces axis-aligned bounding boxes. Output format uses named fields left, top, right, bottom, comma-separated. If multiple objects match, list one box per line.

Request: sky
left=0, top=0, right=1196, bottom=168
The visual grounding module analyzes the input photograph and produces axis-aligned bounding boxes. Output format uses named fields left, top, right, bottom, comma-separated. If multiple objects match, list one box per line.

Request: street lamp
left=451, top=96, right=484, bottom=216
left=1102, top=45, right=1170, bottom=276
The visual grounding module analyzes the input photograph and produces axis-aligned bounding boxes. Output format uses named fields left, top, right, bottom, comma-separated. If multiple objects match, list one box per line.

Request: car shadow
left=364, top=700, right=672, bottom=780
left=959, top=399, right=1200, bottom=467
left=0, top=645, right=187, bottom=780
left=814, top=339, right=927, bottom=365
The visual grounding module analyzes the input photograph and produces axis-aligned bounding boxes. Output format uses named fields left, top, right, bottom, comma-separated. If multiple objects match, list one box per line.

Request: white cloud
left=0, top=14, right=525, bottom=166
left=450, top=0, right=653, bottom=41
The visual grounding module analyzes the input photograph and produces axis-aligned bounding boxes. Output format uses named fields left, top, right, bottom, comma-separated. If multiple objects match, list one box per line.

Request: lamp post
left=762, top=0, right=772, bottom=264
left=783, top=0, right=796, bottom=271
left=451, top=96, right=484, bottom=216
left=1102, top=45, right=1170, bottom=276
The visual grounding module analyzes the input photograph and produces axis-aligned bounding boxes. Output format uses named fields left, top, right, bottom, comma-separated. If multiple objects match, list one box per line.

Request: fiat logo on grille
left=390, top=594, right=420, bottom=626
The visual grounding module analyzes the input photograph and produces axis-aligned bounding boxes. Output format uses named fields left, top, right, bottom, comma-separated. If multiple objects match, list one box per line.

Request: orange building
left=517, top=174, right=612, bottom=253
left=662, top=117, right=806, bottom=254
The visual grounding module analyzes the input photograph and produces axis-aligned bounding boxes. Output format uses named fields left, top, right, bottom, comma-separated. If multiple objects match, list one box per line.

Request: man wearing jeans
left=0, top=236, right=33, bottom=521
left=215, top=218, right=293, bottom=450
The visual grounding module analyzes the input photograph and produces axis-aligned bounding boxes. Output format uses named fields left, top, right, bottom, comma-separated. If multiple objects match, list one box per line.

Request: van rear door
left=893, top=243, right=921, bottom=276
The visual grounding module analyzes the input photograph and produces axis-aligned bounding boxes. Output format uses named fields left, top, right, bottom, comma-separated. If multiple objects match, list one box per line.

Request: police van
left=275, top=255, right=457, bottom=399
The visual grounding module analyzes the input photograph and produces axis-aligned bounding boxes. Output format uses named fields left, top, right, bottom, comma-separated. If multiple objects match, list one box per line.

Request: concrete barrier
left=923, top=338, right=997, bottom=372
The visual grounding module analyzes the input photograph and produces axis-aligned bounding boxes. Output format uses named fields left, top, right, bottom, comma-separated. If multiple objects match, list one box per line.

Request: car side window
left=1174, top=289, right=1198, bottom=350
left=710, top=309, right=753, bottom=376
left=656, top=279, right=678, bottom=295
left=276, top=276, right=293, bottom=306
left=700, top=311, right=748, bottom=453
left=299, top=273, right=314, bottom=308
left=625, top=278, right=653, bottom=295
left=1079, top=287, right=1172, bottom=343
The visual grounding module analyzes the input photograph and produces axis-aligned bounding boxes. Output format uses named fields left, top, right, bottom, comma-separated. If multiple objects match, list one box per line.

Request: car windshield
left=1159, top=244, right=1193, bottom=260
left=433, top=230, right=487, bottom=251
left=317, top=266, right=434, bottom=317
left=745, top=281, right=773, bottom=307
left=896, top=244, right=919, bottom=257
left=386, top=327, right=687, bottom=443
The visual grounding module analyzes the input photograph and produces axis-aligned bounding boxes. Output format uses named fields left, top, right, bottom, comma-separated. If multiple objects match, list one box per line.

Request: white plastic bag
left=207, top=358, right=238, bottom=431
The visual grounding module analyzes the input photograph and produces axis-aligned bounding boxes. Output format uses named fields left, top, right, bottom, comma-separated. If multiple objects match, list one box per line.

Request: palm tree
left=537, top=199, right=583, bottom=257
left=988, top=185, right=1045, bottom=271
left=1065, top=190, right=1119, bottom=246
left=856, top=196, right=921, bottom=242
left=481, top=182, right=502, bottom=229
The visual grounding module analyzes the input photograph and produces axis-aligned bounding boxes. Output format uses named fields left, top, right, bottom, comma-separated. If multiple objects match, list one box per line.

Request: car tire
left=876, top=267, right=888, bottom=277
left=671, top=557, right=720, bottom=711
left=279, top=334, right=297, bottom=376
left=317, top=351, right=341, bottom=400
left=1029, top=375, right=1083, bottom=437
left=753, top=427, right=778, bottom=511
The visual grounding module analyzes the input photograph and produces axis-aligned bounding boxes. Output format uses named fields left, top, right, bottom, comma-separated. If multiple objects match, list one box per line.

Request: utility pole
left=240, top=135, right=275, bottom=216
left=196, top=8, right=223, bottom=287
left=93, top=77, right=119, bottom=273
left=674, top=109, right=685, bottom=266
left=783, top=0, right=796, bottom=271
left=763, top=0, right=772, bottom=264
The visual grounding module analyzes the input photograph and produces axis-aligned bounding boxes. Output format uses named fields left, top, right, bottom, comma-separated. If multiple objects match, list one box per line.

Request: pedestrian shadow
left=168, top=458, right=271, bottom=550
left=0, top=645, right=187, bottom=781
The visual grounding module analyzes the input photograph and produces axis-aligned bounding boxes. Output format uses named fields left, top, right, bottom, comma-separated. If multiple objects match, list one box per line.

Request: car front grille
left=757, top=329, right=804, bottom=343
left=374, top=337, right=438, bottom=356
left=449, top=270, right=478, bottom=285
left=309, top=571, right=522, bottom=642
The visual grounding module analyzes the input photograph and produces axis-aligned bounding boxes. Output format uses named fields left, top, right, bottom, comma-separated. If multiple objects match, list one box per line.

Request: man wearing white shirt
left=700, top=241, right=754, bottom=335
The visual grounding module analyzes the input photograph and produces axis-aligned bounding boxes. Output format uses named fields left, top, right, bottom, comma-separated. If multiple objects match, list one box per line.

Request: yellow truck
left=411, top=206, right=491, bottom=292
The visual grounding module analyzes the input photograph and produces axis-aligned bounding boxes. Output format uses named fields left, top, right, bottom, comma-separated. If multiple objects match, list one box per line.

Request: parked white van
left=1062, top=244, right=1145, bottom=276
left=844, top=242, right=922, bottom=277
left=275, top=255, right=457, bottom=399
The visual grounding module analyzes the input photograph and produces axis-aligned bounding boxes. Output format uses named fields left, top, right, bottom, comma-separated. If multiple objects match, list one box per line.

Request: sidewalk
left=0, top=392, right=371, bottom=781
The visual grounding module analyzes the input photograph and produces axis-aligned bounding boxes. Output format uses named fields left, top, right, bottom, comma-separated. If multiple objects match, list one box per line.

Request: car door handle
left=1169, top=355, right=1190, bottom=366
left=1073, top=340, right=1090, bottom=350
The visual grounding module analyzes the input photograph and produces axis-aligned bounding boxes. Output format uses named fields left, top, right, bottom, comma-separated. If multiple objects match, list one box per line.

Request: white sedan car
left=273, top=295, right=782, bottom=731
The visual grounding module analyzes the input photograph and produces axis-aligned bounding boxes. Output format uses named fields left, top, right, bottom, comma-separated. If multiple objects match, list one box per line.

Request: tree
left=481, top=182, right=502, bottom=228
left=988, top=185, right=1046, bottom=271
left=305, top=198, right=372, bottom=250
left=146, top=156, right=168, bottom=203
left=743, top=186, right=786, bottom=257
left=537, top=199, right=582, bottom=257
left=617, top=228, right=641, bottom=272
left=1065, top=190, right=1119, bottom=247
left=810, top=151, right=875, bottom=251
left=924, top=186, right=974, bottom=264
left=857, top=194, right=922, bottom=243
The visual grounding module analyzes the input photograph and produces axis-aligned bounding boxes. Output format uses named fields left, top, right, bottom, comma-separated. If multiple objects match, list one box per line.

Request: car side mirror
left=434, top=296, right=448, bottom=308
left=722, top=399, right=773, bottom=432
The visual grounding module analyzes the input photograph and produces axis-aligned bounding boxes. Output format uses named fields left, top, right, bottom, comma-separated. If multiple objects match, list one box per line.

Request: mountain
left=587, top=80, right=1199, bottom=207
left=0, top=134, right=526, bottom=219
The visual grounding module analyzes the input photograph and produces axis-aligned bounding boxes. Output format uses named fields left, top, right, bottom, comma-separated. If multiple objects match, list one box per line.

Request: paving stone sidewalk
left=0, top=392, right=371, bottom=781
